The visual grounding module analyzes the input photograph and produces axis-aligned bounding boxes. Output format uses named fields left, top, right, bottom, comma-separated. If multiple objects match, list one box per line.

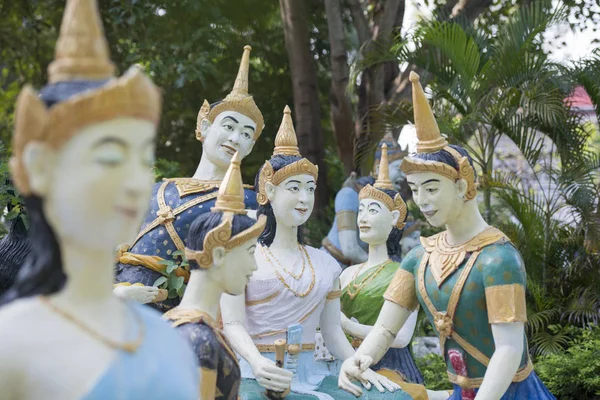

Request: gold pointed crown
left=211, top=151, right=246, bottom=214
left=186, top=151, right=267, bottom=269
left=48, top=0, right=116, bottom=83
left=409, top=71, right=447, bottom=153
left=359, top=144, right=407, bottom=229
left=10, top=0, right=161, bottom=196
left=400, top=72, right=477, bottom=200
left=256, top=106, right=318, bottom=205
left=273, top=105, right=300, bottom=156
left=196, top=45, right=264, bottom=141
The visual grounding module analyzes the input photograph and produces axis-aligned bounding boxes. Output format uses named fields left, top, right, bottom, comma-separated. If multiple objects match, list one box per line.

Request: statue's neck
left=445, top=200, right=489, bottom=246
left=50, top=238, right=117, bottom=308
left=270, top=224, right=299, bottom=252
left=366, top=242, right=389, bottom=269
left=178, top=270, right=221, bottom=320
left=191, top=155, right=227, bottom=181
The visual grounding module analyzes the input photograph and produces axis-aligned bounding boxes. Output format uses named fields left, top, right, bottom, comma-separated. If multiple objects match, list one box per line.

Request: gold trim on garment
left=167, top=177, right=254, bottom=198
left=421, top=227, right=508, bottom=287
left=336, top=210, right=358, bottom=232
left=163, top=308, right=239, bottom=363
left=245, top=290, right=281, bottom=307
left=117, top=251, right=190, bottom=282
left=250, top=301, right=321, bottom=339
left=383, top=268, right=419, bottom=311
left=485, top=284, right=527, bottom=323
left=255, top=343, right=315, bottom=353
left=199, top=367, right=217, bottom=400
left=326, top=290, right=342, bottom=300
left=447, top=359, right=534, bottom=389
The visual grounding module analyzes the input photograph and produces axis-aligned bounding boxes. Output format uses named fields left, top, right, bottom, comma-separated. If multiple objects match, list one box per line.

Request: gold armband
left=336, top=210, right=358, bottom=232
left=326, top=290, right=342, bottom=300
left=383, top=269, right=418, bottom=311
left=485, top=284, right=527, bottom=323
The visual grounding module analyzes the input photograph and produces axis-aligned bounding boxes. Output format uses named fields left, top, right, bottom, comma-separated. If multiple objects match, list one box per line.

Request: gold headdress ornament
left=196, top=45, right=264, bottom=141
left=359, top=144, right=408, bottom=229
left=256, top=106, right=319, bottom=205
left=400, top=72, right=477, bottom=200
left=372, top=133, right=404, bottom=176
left=185, top=151, right=266, bottom=269
left=10, top=0, right=161, bottom=196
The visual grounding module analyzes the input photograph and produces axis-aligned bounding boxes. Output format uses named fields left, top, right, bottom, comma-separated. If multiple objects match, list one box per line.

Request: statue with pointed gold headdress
left=338, top=72, right=556, bottom=400
left=0, top=0, right=199, bottom=397
left=114, top=45, right=264, bottom=311
left=321, top=134, right=418, bottom=270
left=164, top=151, right=266, bottom=400
left=221, top=107, right=411, bottom=399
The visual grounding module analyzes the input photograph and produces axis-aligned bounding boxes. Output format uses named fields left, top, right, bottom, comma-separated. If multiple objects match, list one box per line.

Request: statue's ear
left=22, top=141, right=55, bottom=196
left=199, top=119, right=211, bottom=140
left=265, top=181, right=276, bottom=202
left=391, top=209, right=400, bottom=227
left=455, top=178, right=467, bottom=200
left=212, top=246, right=226, bottom=267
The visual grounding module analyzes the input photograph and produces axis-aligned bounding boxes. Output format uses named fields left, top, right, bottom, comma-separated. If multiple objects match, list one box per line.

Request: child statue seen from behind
left=164, top=151, right=266, bottom=399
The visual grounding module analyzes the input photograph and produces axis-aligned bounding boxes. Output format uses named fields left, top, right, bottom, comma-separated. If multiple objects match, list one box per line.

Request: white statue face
left=407, top=171, right=466, bottom=228
left=24, top=118, right=156, bottom=250
left=200, top=110, right=256, bottom=168
left=265, top=174, right=316, bottom=228
left=357, top=198, right=399, bottom=245
left=374, top=159, right=405, bottom=192
left=213, top=237, right=258, bottom=296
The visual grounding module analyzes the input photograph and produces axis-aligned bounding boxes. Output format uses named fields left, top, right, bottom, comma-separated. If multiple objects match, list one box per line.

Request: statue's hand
left=251, top=356, right=292, bottom=392
left=113, top=285, right=165, bottom=304
left=338, top=355, right=372, bottom=397
left=362, top=368, right=400, bottom=393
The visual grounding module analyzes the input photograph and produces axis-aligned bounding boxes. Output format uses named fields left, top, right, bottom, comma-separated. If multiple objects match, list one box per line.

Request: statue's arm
left=0, top=323, right=19, bottom=399
left=220, top=293, right=263, bottom=367
left=341, top=308, right=418, bottom=349
left=354, top=300, right=413, bottom=364
left=220, top=293, right=292, bottom=392
left=474, top=322, right=524, bottom=400
left=320, top=279, right=356, bottom=361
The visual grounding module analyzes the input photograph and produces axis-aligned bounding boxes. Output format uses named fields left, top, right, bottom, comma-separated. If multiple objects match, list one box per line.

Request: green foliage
left=153, top=250, right=188, bottom=299
left=0, top=141, right=27, bottom=237
left=415, top=354, right=453, bottom=391
left=535, top=326, right=600, bottom=399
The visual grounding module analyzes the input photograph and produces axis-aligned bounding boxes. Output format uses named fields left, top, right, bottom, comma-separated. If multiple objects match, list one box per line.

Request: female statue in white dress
left=222, top=107, right=412, bottom=400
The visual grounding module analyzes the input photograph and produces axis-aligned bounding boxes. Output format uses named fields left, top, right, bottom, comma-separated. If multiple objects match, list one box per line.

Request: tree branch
left=347, top=0, right=369, bottom=45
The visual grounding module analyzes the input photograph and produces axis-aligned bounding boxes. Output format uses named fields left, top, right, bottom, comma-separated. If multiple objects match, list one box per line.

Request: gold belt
left=447, top=358, right=534, bottom=389
left=321, top=237, right=351, bottom=265
left=256, top=343, right=315, bottom=353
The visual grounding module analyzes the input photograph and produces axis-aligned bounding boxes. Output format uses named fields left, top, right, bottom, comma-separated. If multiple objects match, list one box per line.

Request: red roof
left=565, top=86, right=594, bottom=109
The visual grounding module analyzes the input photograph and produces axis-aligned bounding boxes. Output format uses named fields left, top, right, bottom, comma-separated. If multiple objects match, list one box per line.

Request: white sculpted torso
left=245, top=244, right=341, bottom=344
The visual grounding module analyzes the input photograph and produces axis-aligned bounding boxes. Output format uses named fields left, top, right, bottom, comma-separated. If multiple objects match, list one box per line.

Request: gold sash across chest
left=421, top=227, right=507, bottom=287
left=417, top=227, right=533, bottom=388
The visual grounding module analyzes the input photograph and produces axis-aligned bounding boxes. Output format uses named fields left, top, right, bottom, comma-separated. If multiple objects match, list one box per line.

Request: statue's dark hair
left=356, top=175, right=375, bottom=187
left=376, top=188, right=407, bottom=262
left=254, top=155, right=306, bottom=247
left=413, top=144, right=476, bottom=181
left=186, top=212, right=258, bottom=270
left=1, top=80, right=110, bottom=305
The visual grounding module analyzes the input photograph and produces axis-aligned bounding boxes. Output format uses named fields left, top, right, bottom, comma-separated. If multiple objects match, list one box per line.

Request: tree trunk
left=279, top=0, right=329, bottom=211
left=324, top=0, right=355, bottom=175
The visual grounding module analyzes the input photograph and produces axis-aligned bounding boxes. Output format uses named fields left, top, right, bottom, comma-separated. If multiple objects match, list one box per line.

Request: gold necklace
left=346, top=259, right=391, bottom=300
left=261, top=245, right=315, bottom=297
left=40, top=296, right=144, bottom=353
left=263, top=243, right=306, bottom=280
